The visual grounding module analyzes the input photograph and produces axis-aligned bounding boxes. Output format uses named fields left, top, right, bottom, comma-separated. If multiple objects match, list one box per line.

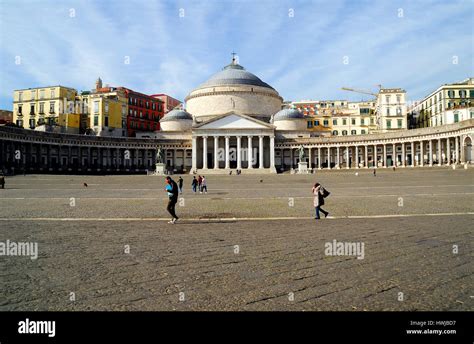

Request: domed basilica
left=156, top=56, right=308, bottom=174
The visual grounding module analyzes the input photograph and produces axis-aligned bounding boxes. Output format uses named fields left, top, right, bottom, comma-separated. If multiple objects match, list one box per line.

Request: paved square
left=0, top=168, right=472, bottom=311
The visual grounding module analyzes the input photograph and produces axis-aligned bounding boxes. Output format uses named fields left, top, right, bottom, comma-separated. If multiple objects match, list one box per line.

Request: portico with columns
left=191, top=112, right=276, bottom=173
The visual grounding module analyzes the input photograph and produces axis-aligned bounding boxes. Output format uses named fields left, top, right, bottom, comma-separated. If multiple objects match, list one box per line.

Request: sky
left=0, top=0, right=473, bottom=110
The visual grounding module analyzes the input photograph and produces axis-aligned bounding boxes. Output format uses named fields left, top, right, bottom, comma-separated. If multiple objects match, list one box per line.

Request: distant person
left=191, top=176, right=198, bottom=193
left=312, top=182, right=329, bottom=220
left=373, top=168, right=377, bottom=177
left=165, top=176, right=179, bottom=224
left=178, top=176, right=183, bottom=194
left=0, top=173, right=5, bottom=189
left=198, top=175, right=203, bottom=192
left=201, top=176, right=207, bottom=194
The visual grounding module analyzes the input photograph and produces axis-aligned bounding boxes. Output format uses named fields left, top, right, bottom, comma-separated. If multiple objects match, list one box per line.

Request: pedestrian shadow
left=177, top=219, right=237, bottom=225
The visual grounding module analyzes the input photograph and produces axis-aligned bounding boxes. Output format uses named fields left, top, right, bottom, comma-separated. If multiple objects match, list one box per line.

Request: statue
left=298, top=145, right=305, bottom=161
left=156, top=147, right=165, bottom=164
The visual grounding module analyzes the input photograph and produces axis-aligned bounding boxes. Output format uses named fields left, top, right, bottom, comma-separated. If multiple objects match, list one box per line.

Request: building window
left=454, top=113, right=459, bottom=123
left=351, top=130, right=356, bottom=135
left=30, top=91, right=35, bottom=100
left=18, top=105, right=22, bottom=115
left=361, top=129, right=366, bottom=134
left=29, top=119, right=35, bottom=129
left=396, top=95, right=401, bottom=104
left=397, top=119, right=402, bottom=128
left=470, top=90, right=474, bottom=98
left=323, top=120, right=329, bottom=126
left=19, top=92, right=23, bottom=102
left=307, top=121, right=313, bottom=128
left=342, top=130, right=348, bottom=136
left=333, top=119, right=337, bottom=125
left=332, top=130, right=338, bottom=136
left=385, top=95, right=390, bottom=104
left=104, top=116, right=109, bottom=127
left=361, top=118, right=365, bottom=125
left=40, top=89, right=45, bottom=99
left=448, top=90, right=455, bottom=98
left=39, top=103, right=44, bottom=114
left=16, top=119, right=23, bottom=127
left=351, top=118, right=356, bottom=125
left=94, top=115, right=99, bottom=126
left=94, top=101, right=99, bottom=114
left=396, top=107, right=402, bottom=115
left=51, top=89, right=55, bottom=98
left=370, top=118, right=374, bottom=125
left=386, top=120, right=391, bottom=128
left=342, top=119, right=347, bottom=125
left=105, top=102, right=109, bottom=113
left=49, top=102, right=55, bottom=113
left=314, top=120, right=319, bottom=126
left=459, top=90, right=467, bottom=98
left=30, top=104, right=35, bottom=115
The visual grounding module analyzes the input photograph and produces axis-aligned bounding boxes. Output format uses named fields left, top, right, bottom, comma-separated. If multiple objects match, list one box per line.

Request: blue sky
left=0, top=0, right=472, bottom=110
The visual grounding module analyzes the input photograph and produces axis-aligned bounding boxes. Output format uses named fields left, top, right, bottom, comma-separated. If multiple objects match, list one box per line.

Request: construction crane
left=341, top=87, right=379, bottom=97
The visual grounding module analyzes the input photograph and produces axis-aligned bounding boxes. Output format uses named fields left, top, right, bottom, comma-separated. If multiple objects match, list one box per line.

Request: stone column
left=336, top=146, right=340, bottom=168
left=290, top=148, right=293, bottom=169
left=327, top=147, right=331, bottom=169
left=392, top=143, right=396, bottom=166
left=191, top=136, right=197, bottom=172
left=225, top=136, right=230, bottom=169
left=420, top=141, right=424, bottom=167
left=247, top=136, right=253, bottom=169
left=373, top=144, right=377, bottom=168
left=455, top=136, right=459, bottom=164
left=345, top=146, right=349, bottom=169
left=411, top=142, right=415, bottom=167
left=214, top=136, right=219, bottom=169
left=401, top=142, right=405, bottom=167
left=437, top=138, right=442, bottom=166
left=446, top=137, right=450, bottom=165
left=259, top=135, right=264, bottom=169
left=202, top=136, right=208, bottom=169
left=364, top=145, right=368, bottom=168
left=355, top=146, right=359, bottom=168
left=429, top=140, right=433, bottom=166
left=308, top=147, right=312, bottom=168
left=270, top=136, right=275, bottom=171
left=383, top=144, right=387, bottom=167
left=237, top=136, right=242, bottom=170
left=318, top=147, right=321, bottom=169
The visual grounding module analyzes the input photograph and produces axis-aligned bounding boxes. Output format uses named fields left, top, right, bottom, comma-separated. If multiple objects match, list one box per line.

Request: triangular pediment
left=194, top=112, right=274, bottom=130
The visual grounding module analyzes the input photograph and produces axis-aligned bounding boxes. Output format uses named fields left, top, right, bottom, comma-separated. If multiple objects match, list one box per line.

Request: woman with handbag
left=312, top=182, right=329, bottom=219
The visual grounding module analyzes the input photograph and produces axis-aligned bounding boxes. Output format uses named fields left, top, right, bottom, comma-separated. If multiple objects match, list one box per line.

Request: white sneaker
left=168, top=220, right=174, bottom=224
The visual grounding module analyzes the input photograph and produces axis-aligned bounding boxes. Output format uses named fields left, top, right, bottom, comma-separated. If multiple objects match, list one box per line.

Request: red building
left=119, top=88, right=164, bottom=137
left=151, top=94, right=182, bottom=114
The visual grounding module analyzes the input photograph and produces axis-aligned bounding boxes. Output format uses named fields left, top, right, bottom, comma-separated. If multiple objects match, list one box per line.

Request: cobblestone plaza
left=0, top=168, right=472, bottom=311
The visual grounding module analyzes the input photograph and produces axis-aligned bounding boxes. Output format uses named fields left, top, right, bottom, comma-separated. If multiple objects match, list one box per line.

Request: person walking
left=201, top=176, right=208, bottom=194
left=191, top=176, right=198, bottom=193
left=0, top=173, right=5, bottom=189
left=312, top=182, right=329, bottom=219
left=165, top=176, right=179, bottom=224
left=198, top=175, right=203, bottom=193
left=178, top=176, right=183, bottom=194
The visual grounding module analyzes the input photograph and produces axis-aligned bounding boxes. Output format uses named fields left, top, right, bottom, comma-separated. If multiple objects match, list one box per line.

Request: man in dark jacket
left=165, top=176, right=179, bottom=224
left=178, top=176, right=183, bottom=194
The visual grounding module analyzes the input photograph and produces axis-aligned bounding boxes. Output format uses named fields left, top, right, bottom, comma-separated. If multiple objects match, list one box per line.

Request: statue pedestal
left=297, top=162, right=308, bottom=174
left=155, top=163, right=166, bottom=175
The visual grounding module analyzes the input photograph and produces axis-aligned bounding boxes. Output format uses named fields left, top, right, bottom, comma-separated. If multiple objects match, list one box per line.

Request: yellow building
left=13, top=86, right=77, bottom=131
left=88, top=94, right=126, bottom=137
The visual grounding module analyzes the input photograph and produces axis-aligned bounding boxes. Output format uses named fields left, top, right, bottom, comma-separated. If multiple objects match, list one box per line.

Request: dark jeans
left=315, top=206, right=328, bottom=219
left=201, top=185, right=207, bottom=192
left=167, top=198, right=178, bottom=219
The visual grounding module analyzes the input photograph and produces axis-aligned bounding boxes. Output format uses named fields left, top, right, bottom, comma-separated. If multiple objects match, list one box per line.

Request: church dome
left=273, top=108, right=304, bottom=121
left=196, top=62, right=275, bottom=90
left=160, top=109, right=193, bottom=122
left=160, top=109, right=193, bottom=131
left=185, top=56, right=283, bottom=122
